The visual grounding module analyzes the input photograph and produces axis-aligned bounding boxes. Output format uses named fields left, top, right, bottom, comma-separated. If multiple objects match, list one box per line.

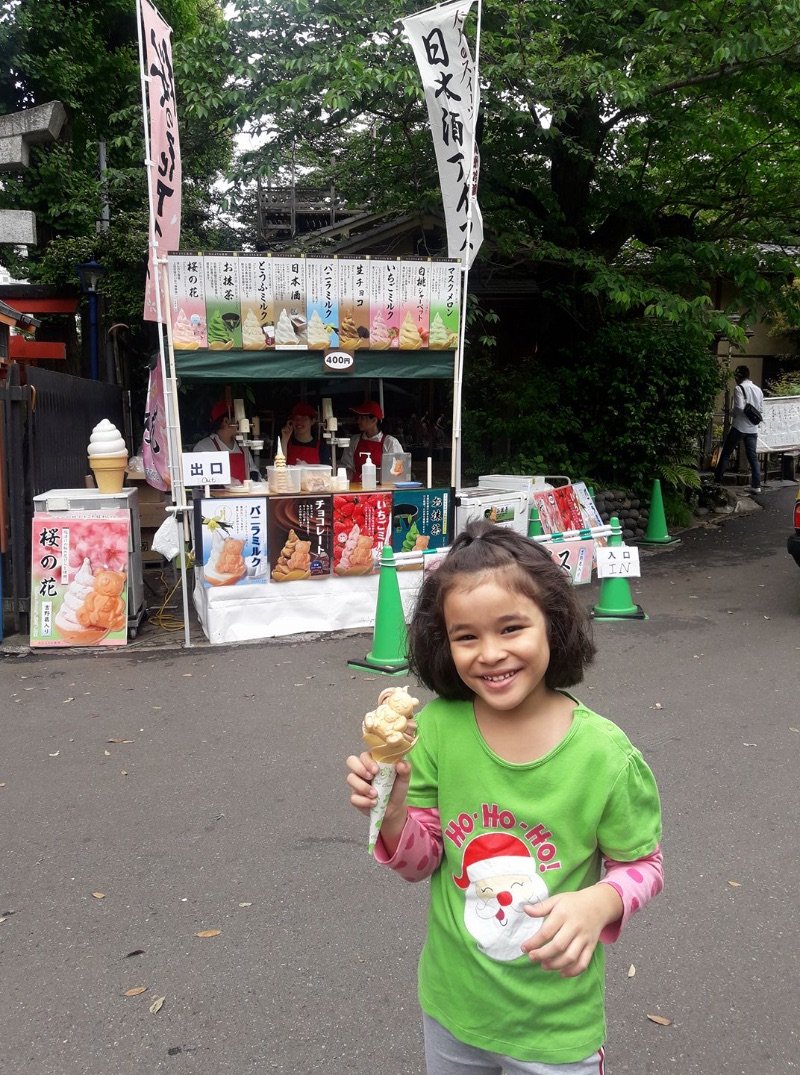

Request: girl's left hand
left=520, top=884, right=623, bottom=978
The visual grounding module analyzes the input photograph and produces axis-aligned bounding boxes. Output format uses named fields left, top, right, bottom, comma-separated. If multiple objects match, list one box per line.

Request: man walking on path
left=713, top=365, right=764, bottom=493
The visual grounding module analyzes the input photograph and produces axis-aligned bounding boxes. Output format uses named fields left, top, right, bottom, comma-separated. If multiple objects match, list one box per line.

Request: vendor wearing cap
left=340, top=401, right=403, bottom=482
left=280, top=402, right=331, bottom=466
left=193, top=400, right=257, bottom=483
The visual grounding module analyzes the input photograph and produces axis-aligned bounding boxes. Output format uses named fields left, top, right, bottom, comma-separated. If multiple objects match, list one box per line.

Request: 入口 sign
left=596, top=545, right=641, bottom=578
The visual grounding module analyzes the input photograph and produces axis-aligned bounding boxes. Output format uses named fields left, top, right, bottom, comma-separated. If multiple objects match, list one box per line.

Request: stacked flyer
left=167, top=253, right=460, bottom=352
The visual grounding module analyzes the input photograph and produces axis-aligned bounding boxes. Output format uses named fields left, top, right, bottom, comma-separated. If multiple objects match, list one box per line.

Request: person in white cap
left=340, top=400, right=403, bottom=482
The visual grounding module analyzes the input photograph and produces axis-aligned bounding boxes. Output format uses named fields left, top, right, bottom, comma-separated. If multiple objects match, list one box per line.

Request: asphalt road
left=1, top=485, right=798, bottom=1075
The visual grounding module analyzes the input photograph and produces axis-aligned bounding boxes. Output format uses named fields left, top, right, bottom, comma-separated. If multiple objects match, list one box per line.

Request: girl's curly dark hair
left=407, top=520, right=596, bottom=700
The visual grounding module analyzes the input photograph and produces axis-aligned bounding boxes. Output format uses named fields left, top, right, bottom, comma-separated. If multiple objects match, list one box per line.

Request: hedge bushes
left=462, top=320, right=722, bottom=494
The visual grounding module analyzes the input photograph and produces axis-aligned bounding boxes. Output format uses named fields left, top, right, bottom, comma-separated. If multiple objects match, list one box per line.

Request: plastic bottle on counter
left=361, top=453, right=376, bottom=490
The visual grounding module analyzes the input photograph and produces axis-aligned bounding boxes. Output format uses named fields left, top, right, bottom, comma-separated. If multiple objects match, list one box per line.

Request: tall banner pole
left=400, top=0, right=483, bottom=491
left=137, top=0, right=192, bottom=647
left=451, top=0, right=482, bottom=490
left=160, top=258, right=193, bottom=647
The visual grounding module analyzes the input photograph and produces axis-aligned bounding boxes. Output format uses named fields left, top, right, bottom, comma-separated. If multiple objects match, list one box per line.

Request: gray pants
left=423, top=1014, right=606, bottom=1075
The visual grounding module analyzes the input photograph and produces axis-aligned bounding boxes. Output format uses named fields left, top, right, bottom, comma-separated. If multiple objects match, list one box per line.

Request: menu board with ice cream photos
left=272, top=257, right=308, bottom=349
left=337, top=256, right=370, bottom=348
left=397, top=259, right=430, bottom=350
left=30, top=511, right=130, bottom=647
left=306, top=258, right=339, bottom=350
left=428, top=259, right=460, bottom=350
left=194, top=498, right=268, bottom=589
left=390, top=489, right=451, bottom=561
left=332, top=492, right=392, bottom=576
left=268, top=495, right=332, bottom=581
left=369, top=259, right=402, bottom=350
left=203, top=255, right=242, bottom=351
left=168, top=254, right=207, bottom=350
left=237, top=255, right=274, bottom=351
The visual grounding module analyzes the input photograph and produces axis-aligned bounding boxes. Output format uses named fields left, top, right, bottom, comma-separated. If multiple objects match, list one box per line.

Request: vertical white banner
left=401, top=0, right=483, bottom=265
left=140, top=0, right=182, bottom=322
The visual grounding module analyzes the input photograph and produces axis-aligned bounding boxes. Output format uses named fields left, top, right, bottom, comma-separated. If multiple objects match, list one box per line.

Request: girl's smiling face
left=443, top=572, right=552, bottom=715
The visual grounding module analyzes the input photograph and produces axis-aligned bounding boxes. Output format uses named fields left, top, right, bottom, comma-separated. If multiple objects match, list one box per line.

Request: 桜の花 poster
left=30, top=511, right=130, bottom=647
left=167, top=253, right=207, bottom=349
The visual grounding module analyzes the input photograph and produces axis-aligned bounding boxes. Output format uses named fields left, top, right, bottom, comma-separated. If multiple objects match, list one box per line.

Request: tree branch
left=603, top=42, right=800, bottom=131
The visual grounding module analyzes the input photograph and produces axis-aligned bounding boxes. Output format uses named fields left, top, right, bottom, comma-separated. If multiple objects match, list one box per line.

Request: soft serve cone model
left=361, top=686, right=419, bottom=853
left=88, top=419, right=128, bottom=493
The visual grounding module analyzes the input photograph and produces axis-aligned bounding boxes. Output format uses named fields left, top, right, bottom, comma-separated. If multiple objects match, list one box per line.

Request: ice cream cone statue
left=88, top=419, right=128, bottom=493
left=361, top=686, right=419, bottom=853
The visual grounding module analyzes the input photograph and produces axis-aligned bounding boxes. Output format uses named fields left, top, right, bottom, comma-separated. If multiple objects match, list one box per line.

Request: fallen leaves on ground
left=149, top=996, right=165, bottom=1014
left=92, top=892, right=106, bottom=900
left=728, top=880, right=741, bottom=887
left=195, top=929, right=222, bottom=938
left=627, top=964, right=636, bottom=978
left=124, top=987, right=147, bottom=997
left=646, top=1014, right=673, bottom=1026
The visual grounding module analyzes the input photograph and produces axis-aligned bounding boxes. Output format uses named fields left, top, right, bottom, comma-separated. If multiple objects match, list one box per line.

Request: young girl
left=346, top=520, right=663, bottom=1075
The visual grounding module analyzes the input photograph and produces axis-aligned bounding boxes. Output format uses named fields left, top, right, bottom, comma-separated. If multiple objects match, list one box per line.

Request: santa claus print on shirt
left=453, top=832, right=550, bottom=962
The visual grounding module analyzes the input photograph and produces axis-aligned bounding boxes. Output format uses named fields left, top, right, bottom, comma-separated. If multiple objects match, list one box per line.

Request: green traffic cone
left=348, top=546, right=410, bottom=675
left=640, top=479, right=680, bottom=546
left=527, top=505, right=543, bottom=538
left=591, top=516, right=647, bottom=621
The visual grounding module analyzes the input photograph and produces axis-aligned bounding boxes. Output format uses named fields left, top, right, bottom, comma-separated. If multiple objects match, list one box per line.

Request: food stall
left=165, top=251, right=459, bottom=643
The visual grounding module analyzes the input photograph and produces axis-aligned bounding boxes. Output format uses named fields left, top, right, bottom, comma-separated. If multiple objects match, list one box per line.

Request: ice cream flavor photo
left=306, top=309, right=332, bottom=349
left=429, top=311, right=451, bottom=349
left=275, top=308, right=299, bottom=346
left=54, top=559, right=127, bottom=645
left=172, top=308, right=200, bottom=350
left=241, top=309, right=267, bottom=350
left=338, top=313, right=362, bottom=349
left=399, top=311, right=424, bottom=350
left=370, top=310, right=391, bottom=350
left=207, top=308, right=235, bottom=350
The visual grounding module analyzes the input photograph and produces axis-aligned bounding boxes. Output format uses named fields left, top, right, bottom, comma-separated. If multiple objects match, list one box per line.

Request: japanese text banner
left=140, top=0, right=182, bottom=322
left=142, top=358, right=171, bottom=491
left=401, top=0, right=483, bottom=266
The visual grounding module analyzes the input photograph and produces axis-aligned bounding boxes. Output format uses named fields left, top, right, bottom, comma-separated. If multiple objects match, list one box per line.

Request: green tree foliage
left=225, top=0, right=800, bottom=330
left=0, top=0, right=234, bottom=328
left=220, top=0, right=800, bottom=479
left=462, top=321, right=723, bottom=491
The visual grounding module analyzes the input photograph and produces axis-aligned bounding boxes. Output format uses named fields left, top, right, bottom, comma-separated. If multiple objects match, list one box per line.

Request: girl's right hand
left=345, top=751, right=411, bottom=820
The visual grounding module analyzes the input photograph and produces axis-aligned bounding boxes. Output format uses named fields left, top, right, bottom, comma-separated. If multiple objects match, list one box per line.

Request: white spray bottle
left=361, top=453, right=377, bottom=490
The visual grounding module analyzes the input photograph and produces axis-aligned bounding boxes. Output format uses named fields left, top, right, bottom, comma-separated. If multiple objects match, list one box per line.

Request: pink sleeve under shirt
left=374, top=807, right=663, bottom=943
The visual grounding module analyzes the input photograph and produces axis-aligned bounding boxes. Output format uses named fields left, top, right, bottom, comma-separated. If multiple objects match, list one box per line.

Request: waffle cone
left=89, top=455, right=128, bottom=493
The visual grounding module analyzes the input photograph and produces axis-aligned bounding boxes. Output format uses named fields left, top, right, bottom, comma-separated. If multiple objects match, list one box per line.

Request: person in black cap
left=340, top=401, right=403, bottom=482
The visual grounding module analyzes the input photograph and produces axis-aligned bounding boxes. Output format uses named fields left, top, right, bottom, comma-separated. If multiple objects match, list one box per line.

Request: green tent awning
left=172, top=348, right=455, bottom=381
